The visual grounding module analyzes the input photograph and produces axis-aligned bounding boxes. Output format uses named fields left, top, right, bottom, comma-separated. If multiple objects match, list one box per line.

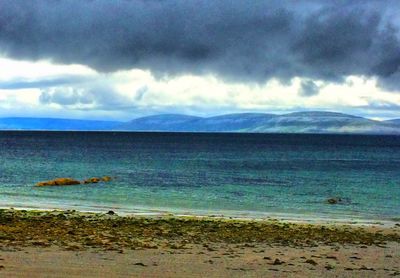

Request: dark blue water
left=0, top=131, right=399, bottom=221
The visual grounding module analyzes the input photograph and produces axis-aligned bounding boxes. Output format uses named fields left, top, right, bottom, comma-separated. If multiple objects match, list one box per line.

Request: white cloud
left=0, top=57, right=399, bottom=120
left=0, top=57, right=96, bottom=81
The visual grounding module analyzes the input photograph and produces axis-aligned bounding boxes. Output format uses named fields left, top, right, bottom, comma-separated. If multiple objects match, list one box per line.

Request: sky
left=0, top=0, right=400, bottom=121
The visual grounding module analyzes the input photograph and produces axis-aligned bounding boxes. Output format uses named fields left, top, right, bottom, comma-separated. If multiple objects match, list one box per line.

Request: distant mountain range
left=0, top=117, right=120, bottom=131
left=1, top=112, right=400, bottom=134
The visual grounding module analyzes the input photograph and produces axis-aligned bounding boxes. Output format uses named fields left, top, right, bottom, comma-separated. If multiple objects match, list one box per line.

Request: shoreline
left=1, top=204, right=399, bottom=228
left=1, top=207, right=399, bottom=247
left=1, top=208, right=399, bottom=277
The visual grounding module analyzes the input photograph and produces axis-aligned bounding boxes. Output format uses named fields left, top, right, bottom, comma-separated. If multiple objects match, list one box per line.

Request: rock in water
left=36, top=178, right=81, bottom=187
left=101, top=176, right=112, bottom=182
left=84, top=176, right=112, bottom=184
left=83, top=177, right=101, bottom=184
left=327, top=197, right=342, bottom=204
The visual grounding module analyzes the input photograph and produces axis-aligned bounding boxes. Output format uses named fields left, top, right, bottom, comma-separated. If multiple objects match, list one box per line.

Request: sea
left=0, top=131, right=399, bottom=223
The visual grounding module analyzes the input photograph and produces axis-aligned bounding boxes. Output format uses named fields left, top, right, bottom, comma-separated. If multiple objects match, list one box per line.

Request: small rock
left=272, top=258, right=284, bottom=265
left=360, top=265, right=375, bottom=271
left=107, top=210, right=115, bottom=215
left=65, top=244, right=82, bottom=251
left=305, top=259, right=318, bottom=266
left=325, top=264, right=335, bottom=270
left=31, top=240, right=48, bottom=246
left=243, top=243, right=254, bottom=247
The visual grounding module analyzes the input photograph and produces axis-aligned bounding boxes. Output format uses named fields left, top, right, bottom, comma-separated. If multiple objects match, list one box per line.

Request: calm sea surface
left=0, top=131, right=399, bottom=221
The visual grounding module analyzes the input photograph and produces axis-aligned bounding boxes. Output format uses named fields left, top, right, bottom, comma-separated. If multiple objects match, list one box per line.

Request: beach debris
left=36, top=178, right=81, bottom=187
left=1, top=209, right=400, bottom=255
left=326, top=197, right=342, bottom=204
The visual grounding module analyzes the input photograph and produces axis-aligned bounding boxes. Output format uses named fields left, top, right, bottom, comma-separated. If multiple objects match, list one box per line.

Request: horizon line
left=0, top=110, right=398, bottom=122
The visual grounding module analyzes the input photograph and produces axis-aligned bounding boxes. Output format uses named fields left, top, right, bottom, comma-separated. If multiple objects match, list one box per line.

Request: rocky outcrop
left=83, top=177, right=101, bottom=184
left=101, top=176, right=112, bottom=182
left=84, top=176, right=112, bottom=184
left=36, top=176, right=113, bottom=186
left=36, top=178, right=81, bottom=187
left=326, top=197, right=342, bottom=204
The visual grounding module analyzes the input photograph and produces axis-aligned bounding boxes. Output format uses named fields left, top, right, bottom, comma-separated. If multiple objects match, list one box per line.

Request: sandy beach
left=0, top=208, right=399, bottom=277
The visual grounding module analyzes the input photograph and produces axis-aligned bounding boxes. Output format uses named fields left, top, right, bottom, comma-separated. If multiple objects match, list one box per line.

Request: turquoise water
left=0, top=131, right=399, bottom=221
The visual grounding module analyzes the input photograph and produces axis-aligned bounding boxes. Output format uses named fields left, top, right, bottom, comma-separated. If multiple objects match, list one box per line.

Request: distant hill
left=0, top=117, right=121, bottom=131
left=1, top=112, right=400, bottom=134
left=385, top=119, right=400, bottom=126
left=115, top=111, right=400, bottom=134
left=116, top=113, right=276, bottom=132
left=116, top=114, right=202, bottom=131
left=241, top=111, right=400, bottom=134
left=186, top=113, right=276, bottom=132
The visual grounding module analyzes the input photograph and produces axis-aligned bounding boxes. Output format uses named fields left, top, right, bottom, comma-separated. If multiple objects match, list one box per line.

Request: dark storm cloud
left=299, top=80, right=320, bottom=97
left=0, top=1, right=399, bottom=88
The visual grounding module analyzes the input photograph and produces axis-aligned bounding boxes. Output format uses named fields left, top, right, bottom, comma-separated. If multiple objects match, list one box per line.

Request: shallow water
left=0, top=131, right=399, bottom=221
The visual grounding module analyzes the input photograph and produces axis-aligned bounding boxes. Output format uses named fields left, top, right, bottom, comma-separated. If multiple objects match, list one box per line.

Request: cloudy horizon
left=1, top=0, right=400, bottom=121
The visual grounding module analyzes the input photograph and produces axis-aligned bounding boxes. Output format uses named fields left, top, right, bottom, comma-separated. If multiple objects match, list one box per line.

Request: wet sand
left=0, top=209, right=399, bottom=277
